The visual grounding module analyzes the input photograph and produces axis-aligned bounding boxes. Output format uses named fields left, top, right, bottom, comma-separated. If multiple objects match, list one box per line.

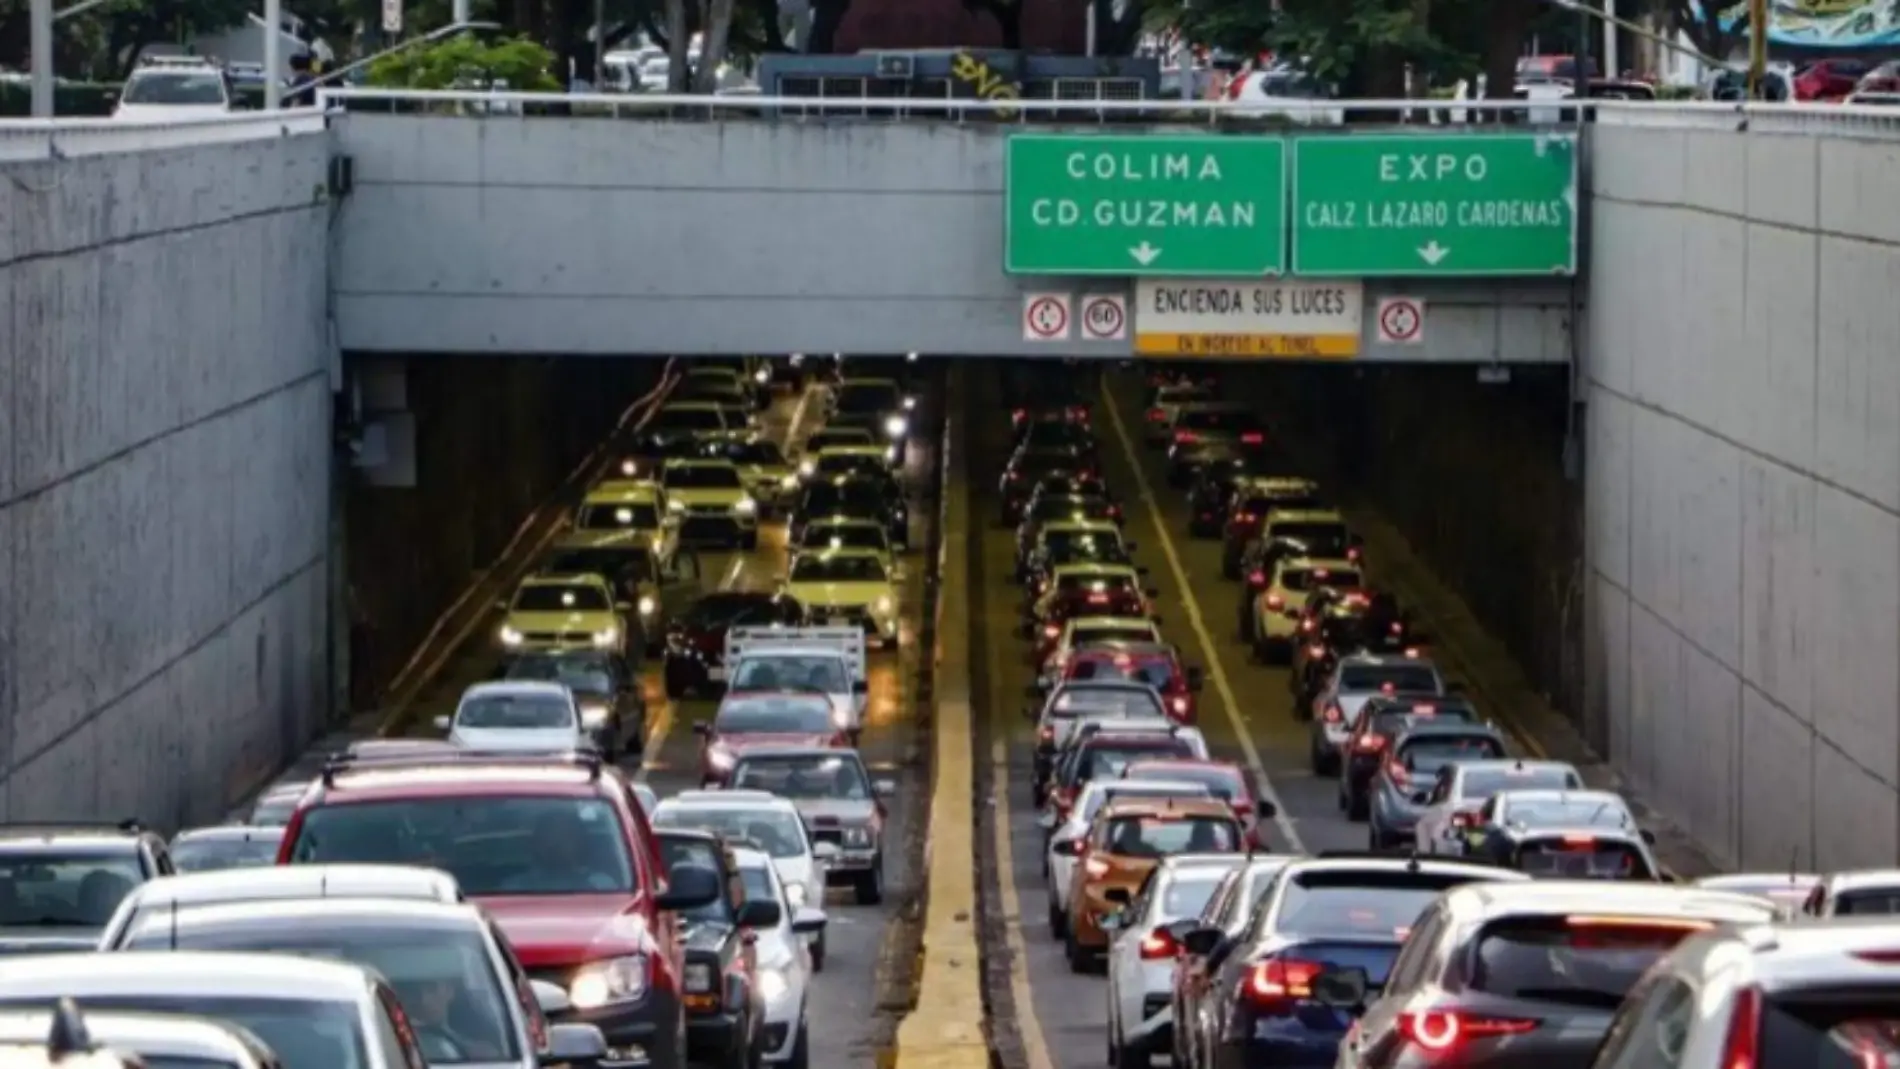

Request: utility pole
left=29, top=0, right=52, bottom=117
left=264, top=0, right=283, bottom=108
left=1747, top=0, right=1767, bottom=96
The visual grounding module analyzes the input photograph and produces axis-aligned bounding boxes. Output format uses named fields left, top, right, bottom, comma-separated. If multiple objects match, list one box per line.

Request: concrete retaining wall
left=0, top=129, right=334, bottom=827
left=1583, top=120, right=1900, bottom=870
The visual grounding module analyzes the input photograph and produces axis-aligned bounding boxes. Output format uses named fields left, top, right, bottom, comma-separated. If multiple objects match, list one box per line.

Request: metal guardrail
left=0, top=108, right=326, bottom=163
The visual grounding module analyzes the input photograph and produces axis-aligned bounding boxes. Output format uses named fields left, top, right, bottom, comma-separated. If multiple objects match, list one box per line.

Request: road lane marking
left=1099, top=380, right=1308, bottom=853
left=985, top=622, right=1058, bottom=1069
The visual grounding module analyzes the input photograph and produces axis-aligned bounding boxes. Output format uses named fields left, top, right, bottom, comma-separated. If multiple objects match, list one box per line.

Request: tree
left=963, top=0, right=1022, bottom=49
left=0, top=0, right=255, bottom=77
left=366, top=30, right=562, bottom=86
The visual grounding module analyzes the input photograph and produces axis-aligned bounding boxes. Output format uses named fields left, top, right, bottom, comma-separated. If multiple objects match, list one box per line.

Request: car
left=1041, top=779, right=1215, bottom=937
left=541, top=542, right=702, bottom=654
left=728, top=845, right=827, bottom=1068
left=502, top=649, right=646, bottom=757
left=1010, top=393, right=1092, bottom=432
left=1307, top=653, right=1449, bottom=774
left=246, top=782, right=308, bottom=826
left=1048, top=642, right=1205, bottom=724
left=1176, top=856, right=1530, bottom=1069
left=1167, top=854, right=1302, bottom=1069
left=1287, top=597, right=1419, bottom=711
left=1119, top=758, right=1274, bottom=849
left=695, top=692, right=851, bottom=786
left=1184, top=456, right=1283, bottom=537
left=651, top=790, right=840, bottom=968
left=1012, top=414, right=1099, bottom=457
left=166, top=826, right=282, bottom=873
left=1336, top=882, right=1778, bottom=1069
left=1250, top=557, right=1364, bottom=662
left=97, top=863, right=464, bottom=948
left=1018, top=472, right=1117, bottom=518
left=1043, top=727, right=1207, bottom=836
left=674, top=372, right=757, bottom=421
left=636, top=401, right=738, bottom=454
left=435, top=680, right=591, bottom=754
left=661, top=459, right=760, bottom=549
left=789, top=475, right=909, bottom=551
left=1381, top=754, right=1584, bottom=843
left=1060, top=797, right=1245, bottom=972
left=1027, top=563, right=1160, bottom=636
left=1102, top=854, right=1247, bottom=1066
left=723, top=627, right=869, bottom=737
left=1689, top=873, right=1819, bottom=920
left=1036, top=615, right=1166, bottom=684
left=793, top=516, right=897, bottom=575
left=106, top=896, right=608, bottom=1069
left=496, top=573, right=630, bottom=658
left=999, top=444, right=1097, bottom=524
left=1021, top=520, right=1135, bottom=592
left=0, top=1006, right=275, bottom=1069
left=653, top=830, right=774, bottom=1069
left=1027, top=681, right=1173, bottom=794
left=708, top=438, right=797, bottom=512
left=0, top=951, right=434, bottom=1069
left=1792, top=869, right=1900, bottom=917
left=277, top=749, right=721, bottom=1069
left=1238, top=510, right=1362, bottom=607
left=827, top=377, right=913, bottom=455
left=1144, top=382, right=1214, bottom=446
left=556, top=480, right=672, bottom=560
left=1338, top=697, right=1484, bottom=820
left=662, top=592, right=807, bottom=699
left=1366, top=720, right=1512, bottom=849
left=1015, top=495, right=1125, bottom=573
left=1166, top=411, right=1265, bottom=486
left=0, top=821, right=172, bottom=954
left=1449, top=787, right=1640, bottom=859
left=1219, top=478, right=1326, bottom=575
left=804, top=443, right=898, bottom=484
left=781, top=548, right=901, bottom=650
left=728, top=747, right=896, bottom=905
left=113, top=56, right=233, bottom=121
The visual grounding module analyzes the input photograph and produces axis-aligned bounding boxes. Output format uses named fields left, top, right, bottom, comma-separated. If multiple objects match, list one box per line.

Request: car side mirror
left=543, top=1022, right=609, bottom=1065
left=812, top=841, right=841, bottom=861
left=1187, top=667, right=1206, bottom=692
left=1640, top=828, right=1657, bottom=845
left=792, top=906, right=828, bottom=934
left=1311, top=965, right=1370, bottom=1011
left=735, top=899, right=783, bottom=929
left=853, top=680, right=869, bottom=694
left=655, top=863, right=722, bottom=911
left=1179, top=925, right=1223, bottom=956
left=531, top=979, right=574, bottom=1016
left=874, top=779, right=896, bottom=797
left=1103, top=887, right=1131, bottom=905
left=433, top=715, right=451, bottom=732
left=1409, top=790, right=1430, bottom=805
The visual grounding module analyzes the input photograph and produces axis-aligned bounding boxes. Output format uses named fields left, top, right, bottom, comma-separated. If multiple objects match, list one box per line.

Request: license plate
left=707, top=668, right=726, bottom=682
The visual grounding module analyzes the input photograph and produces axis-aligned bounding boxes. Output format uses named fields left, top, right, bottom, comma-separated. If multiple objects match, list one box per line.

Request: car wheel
left=1348, top=790, right=1370, bottom=822
left=787, top=1024, right=810, bottom=1069
left=855, top=855, right=884, bottom=905
left=1048, top=898, right=1067, bottom=938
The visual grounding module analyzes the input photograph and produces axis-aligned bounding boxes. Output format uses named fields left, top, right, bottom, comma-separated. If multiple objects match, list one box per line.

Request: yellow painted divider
left=894, top=364, right=989, bottom=1069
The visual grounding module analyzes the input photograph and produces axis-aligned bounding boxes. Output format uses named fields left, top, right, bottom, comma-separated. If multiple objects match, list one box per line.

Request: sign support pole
left=264, top=0, right=283, bottom=109
left=29, top=0, right=52, bottom=117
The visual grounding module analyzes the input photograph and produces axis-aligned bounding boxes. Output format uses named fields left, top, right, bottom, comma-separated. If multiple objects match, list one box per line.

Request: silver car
left=728, top=746, right=896, bottom=905
left=731, top=846, right=829, bottom=1065
left=1306, top=653, right=1446, bottom=775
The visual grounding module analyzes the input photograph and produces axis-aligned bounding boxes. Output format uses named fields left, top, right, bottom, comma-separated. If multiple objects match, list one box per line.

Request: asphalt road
left=248, top=381, right=934, bottom=1069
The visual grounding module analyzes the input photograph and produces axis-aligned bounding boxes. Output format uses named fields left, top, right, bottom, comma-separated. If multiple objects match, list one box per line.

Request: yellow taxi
left=557, top=480, right=673, bottom=556
left=660, top=458, right=759, bottom=550
left=497, top=573, right=628, bottom=656
left=782, top=546, right=900, bottom=649
left=793, top=515, right=896, bottom=575
left=715, top=438, right=797, bottom=513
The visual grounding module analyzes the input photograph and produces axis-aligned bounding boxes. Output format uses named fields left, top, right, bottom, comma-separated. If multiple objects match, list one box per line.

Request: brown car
left=1061, top=796, right=1244, bottom=972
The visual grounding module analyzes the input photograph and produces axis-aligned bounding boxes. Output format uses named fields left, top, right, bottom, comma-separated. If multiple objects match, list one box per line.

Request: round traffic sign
left=1377, top=298, right=1423, bottom=343
left=1026, top=295, right=1069, bottom=339
left=1081, top=295, right=1125, bottom=340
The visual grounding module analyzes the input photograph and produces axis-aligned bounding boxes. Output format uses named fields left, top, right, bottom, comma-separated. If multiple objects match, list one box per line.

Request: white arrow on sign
left=1129, top=241, right=1162, bottom=266
left=1417, top=241, right=1450, bottom=266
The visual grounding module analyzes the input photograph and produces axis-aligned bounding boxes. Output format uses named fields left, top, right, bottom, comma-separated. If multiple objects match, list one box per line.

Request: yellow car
left=498, top=573, right=628, bottom=656
left=782, top=547, right=900, bottom=649
left=661, top=458, right=759, bottom=550
left=808, top=443, right=898, bottom=482
left=794, top=515, right=896, bottom=574
left=558, top=481, right=673, bottom=556
left=714, top=438, right=797, bottom=512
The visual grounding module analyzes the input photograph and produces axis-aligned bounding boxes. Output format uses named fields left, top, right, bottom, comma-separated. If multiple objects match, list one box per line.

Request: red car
left=1796, top=58, right=1871, bottom=100
left=1119, top=758, right=1274, bottom=849
left=276, top=749, right=716, bottom=1069
left=695, top=691, right=850, bottom=785
left=1056, top=643, right=1204, bottom=723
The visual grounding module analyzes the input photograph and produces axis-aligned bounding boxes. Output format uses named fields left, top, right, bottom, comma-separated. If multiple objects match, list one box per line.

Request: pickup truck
left=724, top=627, right=870, bottom=738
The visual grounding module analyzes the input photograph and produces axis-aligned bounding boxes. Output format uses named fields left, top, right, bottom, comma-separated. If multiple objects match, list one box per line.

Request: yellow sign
left=1133, top=279, right=1363, bottom=359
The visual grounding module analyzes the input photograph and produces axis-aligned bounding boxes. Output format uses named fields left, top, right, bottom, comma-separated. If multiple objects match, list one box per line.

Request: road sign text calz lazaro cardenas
left=1005, top=135, right=1287, bottom=277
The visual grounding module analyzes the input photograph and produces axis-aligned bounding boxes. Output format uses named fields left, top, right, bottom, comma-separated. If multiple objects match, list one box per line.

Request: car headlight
left=570, top=954, right=648, bottom=1009
left=843, top=826, right=873, bottom=847
left=735, top=497, right=757, bottom=515
left=883, top=415, right=908, bottom=439
left=799, top=460, right=816, bottom=477
left=499, top=626, right=524, bottom=646
left=785, top=881, right=808, bottom=908
left=592, top=627, right=619, bottom=649
left=873, top=595, right=895, bottom=616
left=902, top=395, right=917, bottom=410
left=580, top=703, right=611, bottom=727
left=683, top=961, right=717, bottom=995
left=781, top=474, right=799, bottom=489
left=758, top=967, right=789, bottom=1003
left=637, top=595, right=657, bottom=615
left=884, top=446, right=898, bottom=464
left=620, top=459, right=637, bottom=476
left=668, top=499, right=686, bottom=512
left=708, top=746, right=735, bottom=770
left=754, top=368, right=770, bottom=384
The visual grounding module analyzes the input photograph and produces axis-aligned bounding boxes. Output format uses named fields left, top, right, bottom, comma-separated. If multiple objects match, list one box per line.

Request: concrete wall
left=0, top=127, right=334, bottom=827
left=330, top=114, right=1572, bottom=361
left=1583, top=117, right=1900, bottom=870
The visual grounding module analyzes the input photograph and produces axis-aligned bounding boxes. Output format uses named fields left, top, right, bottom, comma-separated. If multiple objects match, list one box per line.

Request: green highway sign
left=1291, top=133, right=1579, bottom=277
left=1005, top=134, right=1287, bottom=277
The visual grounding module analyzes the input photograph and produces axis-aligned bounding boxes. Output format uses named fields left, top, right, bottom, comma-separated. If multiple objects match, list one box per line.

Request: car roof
left=123, top=897, right=485, bottom=936
left=0, top=952, right=376, bottom=1001
left=665, top=457, right=738, bottom=469
left=1040, top=520, right=1119, bottom=535
left=519, top=574, right=607, bottom=589
left=1500, top=822, right=1645, bottom=843
left=1083, top=779, right=1211, bottom=799
left=310, top=761, right=616, bottom=803
left=1278, top=557, right=1358, bottom=573
left=1493, top=788, right=1626, bottom=808
left=1451, top=758, right=1575, bottom=777
left=1819, top=869, right=1900, bottom=894
left=1071, top=641, right=1173, bottom=658
left=1680, top=918, right=1900, bottom=991
left=805, top=515, right=882, bottom=528
left=657, top=790, right=800, bottom=813
left=0, top=826, right=143, bottom=846
left=1124, top=757, right=1240, bottom=777
left=459, top=680, right=572, bottom=700
left=117, top=865, right=462, bottom=914
left=1096, top=797, right=1236, bottom=820
left=1068, top=616, right=1158, bottom=630
left=170, top=825, right=281, bottom=845
left=1337, top=653, right=1437, bottom=669
left=1439, top=880, right=1778, bottom=924
left=0, top=1011, right=272, bottom=1065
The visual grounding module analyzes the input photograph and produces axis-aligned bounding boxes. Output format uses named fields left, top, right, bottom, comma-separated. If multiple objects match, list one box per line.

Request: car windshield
left=802, top=483, right=881, bottom=512
left=1461, top=766, right=1578, bottom=800
left=1163, top=873, right=1228, bottom=918
left=1514, top=838, right=1651, bottom=879
left=1082, top=742, right=1191, bottom=780
left=836, top=384, right=899, bottom=412
left=1834, top=890, right=1900, bottom=915
left=807, top=430, right=873, bottom=450
left=730, top=755, right=871, bottom=800
left=123, top=71, right=227, bottom=104
left=1080, top=784, right=1210, bottom=822
left=1056, top=574, right=1140, bottom=599
left=1742, top=995, right=1900, bottom=1069
left=0, top=852, right=143, bottom=927
left=685, top=595, right=794, bottom=627
left=288, top=796, right=636, bottom=895
left=665, top=465, right=742, bottom=489
left=1125, top=764, right=1244, bottom=801
left=1103, top=816, right=1239, bottom=856
left=513, top=584, right=610, bottom=612
left=1501, top=797, right=1634, bottom=830
left=1471, top=916, right=1696, bottom=1006
left=1049, top=687, right=1165, bottom=720
left=1070, top=657, right=1177, bottom=690
left=577, top=503, right=660, bottom=530
left=791, top=555, right=888, bottom=582
left=455, top=693, right=574, bottom=730
left=657, top=837, right=734, bottom=925
left=1339, top=664, right=1440, bottom=692
left=653, top=808, right=808, bottom=860
left=0, top=996, right=365, bottom=1069
left=729, top=657, right=848, bottom=693
left=805, top=525, right=887, bottom=552
left=170, top=833, right=282, bottom=872
left=1073, top=626, right=1157, bottom=647
left=716, top=696, right=835, bottom=734
left=1042, top=531, right=1125, bottom=561
left=504, top=657, right=614, bottom=697
left=1398, top=734, right=1506, bottom=772
left=1267, top=522, right=1350, bottom=550
left=1279, top=568, right=1361, bottom=593
left=815, top=453, right=884, bottom=476
left=655, top=408, right=725, bottom=431
left=120, top=920, right=519, bottom=1065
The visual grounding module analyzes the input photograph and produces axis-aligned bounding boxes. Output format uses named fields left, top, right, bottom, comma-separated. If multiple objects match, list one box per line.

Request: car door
left=1177, top=869, right=1242, bottom=1062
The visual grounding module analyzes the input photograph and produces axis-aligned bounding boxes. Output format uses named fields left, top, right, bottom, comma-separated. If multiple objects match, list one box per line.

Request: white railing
left=316, top=87, right=1900, bottom=139
left=0, top=108, right=326, bottom=163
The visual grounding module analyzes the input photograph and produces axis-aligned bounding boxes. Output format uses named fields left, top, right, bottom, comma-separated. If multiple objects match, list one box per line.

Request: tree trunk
left=1483, top=0, right=1531, bottom=98
left=693, top=0, right=734, bottom=91
left=665, top=0, right=690, bottom=90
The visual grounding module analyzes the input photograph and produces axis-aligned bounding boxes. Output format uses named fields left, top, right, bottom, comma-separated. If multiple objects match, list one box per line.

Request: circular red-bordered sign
left=1080, top=295, right=1125, bottom=340
left=1025, top=295, right=1070, bottom=339
left=1378, top=298, right=1423, bottom=343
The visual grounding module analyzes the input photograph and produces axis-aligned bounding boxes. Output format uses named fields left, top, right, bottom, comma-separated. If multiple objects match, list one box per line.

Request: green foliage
left=365, top=32, right=561, bottom=89
left=1142, top=0, right=1495, bottom=94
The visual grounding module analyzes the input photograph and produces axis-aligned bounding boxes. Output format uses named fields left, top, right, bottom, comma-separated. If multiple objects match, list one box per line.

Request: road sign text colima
left=1028, top=150, right=1257, bottom=231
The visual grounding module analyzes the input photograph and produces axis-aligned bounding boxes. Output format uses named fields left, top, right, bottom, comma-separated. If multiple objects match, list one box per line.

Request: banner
left=1696, top=0, right=1900, bottom=48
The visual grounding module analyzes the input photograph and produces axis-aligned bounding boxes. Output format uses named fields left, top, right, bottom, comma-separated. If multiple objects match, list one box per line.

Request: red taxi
left=1054, top=643, right=1204, bottom=723
left=694, top=691, right=850, bottom=786
left=1119, top=758, right=1275, bottom=849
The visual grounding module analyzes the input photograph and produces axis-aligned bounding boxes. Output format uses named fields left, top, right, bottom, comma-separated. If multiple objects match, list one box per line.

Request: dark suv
left=655, top=829, right=777, bottom=1069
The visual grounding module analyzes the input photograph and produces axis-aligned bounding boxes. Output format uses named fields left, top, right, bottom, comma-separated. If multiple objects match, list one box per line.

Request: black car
left=1288, top=602, right=1378, bottom=710
left=633, top=404, right=736, bottom=455
left=829, top=380, right=913, bottom=459
left=655, top=829, right=777, bottom=1069
left=663, top=592, right=807, bottom=698
left=1183, top=458, right=1283, bottom=538
left=501, top=649, right=647, bottom=756
left=999, top=444, right=1095, bottom=524
left=0, top=821, right=172, bottom=953
left=791, top=474, right=909, bottom=549
left=1013, top=416, right=1099, bottom=458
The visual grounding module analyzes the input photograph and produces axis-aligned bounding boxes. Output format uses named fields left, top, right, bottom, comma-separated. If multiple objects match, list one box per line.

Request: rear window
left=1470, top=916, right=1702, bottom=1007
left=1461, top=765, right=1579, bottom=800
left=1050, top=688, right=1165, bottom=719
left=1125, top=763, right=1245, bottom=801
left=1370, top=707, right=1478, bottom=738
left=1834, top=890, right=1900, bottom=915
left=1397, top=733, right=1506, bottom=772
left=1512, top=836, right=1654, bottom=879
left=1278, top=871, right=1479, bottom=939
left=1756, top=992, right=1900, bottom=1069
left=1083, top=742, right=1192, bottom=780
left=1266, top=521, right=1349, bottom=549
left=1102, top=816, right=1241, bottom=856
left=1340, top=665, right=1440, bottom=693
left=1074, top=626, right=1156, bottom=646
left=1070, top=657, right=1177, bottom=690
left=1280, top=568, right=1361, bottom=593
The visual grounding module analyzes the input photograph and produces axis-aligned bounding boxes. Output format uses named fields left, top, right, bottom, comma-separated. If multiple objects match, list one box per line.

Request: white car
left=650, top=789, right=840, bottom=968
left=1103, top=854, right=1247, bottom=1065
left=434, top=681, right=588, bottom=752
left=1411, top=759, right=1586, bottom=855
left=1694, top=873, right=1820, bottom=920
left=1252, top=556, right=1362, bottom=658
left=1307, top=652, right=1447, bottom=774
left=1038, top=616, right=1167, bottom=686
left=1042, top=779, right=1213, bottom=937
left=1793, top=869, right=1900, bottom=917
left=725, top=627, right=868, bottom=734
left=99, top=864, right=462, bottom=948
left=730, top=845, right=829, bottom=1066
left=113, top=59, right=233, bottom=122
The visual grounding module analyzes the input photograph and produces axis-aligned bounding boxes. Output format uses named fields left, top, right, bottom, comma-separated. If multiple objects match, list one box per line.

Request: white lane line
left=1099, top=380, right=1308, bottom=853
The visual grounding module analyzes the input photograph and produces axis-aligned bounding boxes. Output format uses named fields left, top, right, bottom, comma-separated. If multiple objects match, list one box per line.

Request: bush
left=0, top=81, right=121, bottom=117
left=366, top=33, right=561, bottom=91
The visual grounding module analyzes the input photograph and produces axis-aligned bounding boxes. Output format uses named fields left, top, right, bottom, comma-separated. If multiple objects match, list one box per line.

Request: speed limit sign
left=1080, top=294, right=1127, bottom=341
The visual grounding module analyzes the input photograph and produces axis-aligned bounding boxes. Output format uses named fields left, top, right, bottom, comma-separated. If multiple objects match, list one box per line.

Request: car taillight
left=1007, top=471, right=1020, bottom=481
left=1038, top=725, right=1055, bottom=742
left=1357, top=734, right=1386, bottom=751
left=1084, top=856, right=1111, bottom=878
left=1347, top=546, right=1362, bottom=561
left=1147, top=408, right=1165, bottom=422
left=1248, top=570, right=1266, bottom=586
left=1170, top=696, right=1190, bottom=717
left=1399, top=1011, right=1540, bottom=1051
left=1323, top=704, right=1342, bottom=723
left=1721, top=985, right=1761, bottom=1069
left=1240, top=432, right=1264, bottom=445
left=1245, top=959, right=1324, bottom=1008
left=1266, top=594, right=1284, bottom=610
left=1013, top=408, right=1026, bottom=421
left=1175, top=431, right=1198, bottom=444
left=1044, top=625, right=1060, bottom=638
left=1307, top=645, right=1325, bottom=659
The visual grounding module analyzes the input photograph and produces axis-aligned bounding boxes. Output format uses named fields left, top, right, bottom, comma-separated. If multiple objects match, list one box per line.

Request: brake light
left=1139, top=930, right=1177, bottom=960
left=1084, top=856, right=1111, bottom=878
left=1248, top=570, right=1266, bottom=585
left=1308, top=645, right=1325, bottom=659
left=1175, top=431, right=1198, bottom=444
left=1357, top=735, right=1385, bottom=751
left=1245, top=959, right=1323, bottom=1007
left=1038, top=725, right=1055, bottom=742
left=1561, top=834, right=1597, bottom=846
left=1045, top=625, right=1060, bottom=638
left=1323, top=705, right=1342, bottom=723
left=1721, top=985, right=1760, bottom=1069
left=1266, top=595, right=1284, bottom=611
left=1403, top=647, right=1421, bottom=657
left=1236, top=511, right=1257, bottom=524
left=1399, top=1011, right=1540, bottom=1051
left=1170, top=696, right=1190, bottom=718
left=1347, top=546, right=1362, bottom=561
left=1240, top=432, right=1265, bottom=445
left=1147, top=408, right=1165, bottom=422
